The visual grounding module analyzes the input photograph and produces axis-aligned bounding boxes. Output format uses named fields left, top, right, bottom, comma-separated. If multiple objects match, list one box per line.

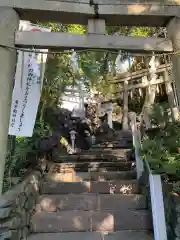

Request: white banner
left=8, top=22, right=50, bottom=137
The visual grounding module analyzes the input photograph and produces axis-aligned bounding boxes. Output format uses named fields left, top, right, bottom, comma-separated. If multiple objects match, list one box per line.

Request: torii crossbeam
left=15, top=31, right=173, bottom=52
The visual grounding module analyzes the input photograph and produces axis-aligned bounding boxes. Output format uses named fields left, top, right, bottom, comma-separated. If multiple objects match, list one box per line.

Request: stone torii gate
left=0, top=0, right=180, bottom=193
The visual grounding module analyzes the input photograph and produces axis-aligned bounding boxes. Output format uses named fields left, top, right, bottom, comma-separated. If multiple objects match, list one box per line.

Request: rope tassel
left=156, top=84, right=159, bottom=93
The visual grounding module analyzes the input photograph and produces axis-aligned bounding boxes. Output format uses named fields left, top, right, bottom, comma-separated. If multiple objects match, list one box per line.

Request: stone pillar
left=105, top=102, right=113, bottom=129
left=70, top=130, right=76, bottom=152
left=0, top=7, right=19, bottom=194
left=88, top=19, right=105, bottom=35
left=167, top=17, right=180, bottom=106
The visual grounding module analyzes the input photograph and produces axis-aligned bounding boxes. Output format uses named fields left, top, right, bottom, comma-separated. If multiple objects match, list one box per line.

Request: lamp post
left=105, top=102, right=113, bottom=129
left=70, top=130, right=76, bottom=153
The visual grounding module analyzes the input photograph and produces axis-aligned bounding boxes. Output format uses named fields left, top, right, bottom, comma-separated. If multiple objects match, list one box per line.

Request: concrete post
left=167, top=17, right=180, bottom=106
left=0, top=7, right=19, bottom=194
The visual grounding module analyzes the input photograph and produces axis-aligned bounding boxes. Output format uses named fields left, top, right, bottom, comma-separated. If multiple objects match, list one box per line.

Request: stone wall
left=164, top=193, right=180, bottom=240
left=173, top=195, right=180, bottom=240
left=162, top=185, right=175, bottom=240
left=0, top=171, right=42, bottom=239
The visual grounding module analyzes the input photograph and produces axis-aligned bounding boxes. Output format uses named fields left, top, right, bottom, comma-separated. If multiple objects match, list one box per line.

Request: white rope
left=70, top=50, right=79, bottom=72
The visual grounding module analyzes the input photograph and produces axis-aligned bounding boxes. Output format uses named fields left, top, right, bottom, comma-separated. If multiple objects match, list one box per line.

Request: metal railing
left=129, top=112, right=167, bottom=240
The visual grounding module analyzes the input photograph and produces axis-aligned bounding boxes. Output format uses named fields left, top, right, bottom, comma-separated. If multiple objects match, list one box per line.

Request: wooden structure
left=101, top=61, right=178, bottom=129
left=112, top=63, right=173, bottom=95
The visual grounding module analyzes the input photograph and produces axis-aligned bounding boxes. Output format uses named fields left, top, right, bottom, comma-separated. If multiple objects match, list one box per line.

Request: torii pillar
left=0, top=7, right=19, bottom=194
left=167, top=17, right=180, bottom=106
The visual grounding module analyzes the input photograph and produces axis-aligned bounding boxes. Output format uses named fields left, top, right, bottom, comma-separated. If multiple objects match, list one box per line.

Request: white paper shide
left=8, top=21, right=50, bottom=137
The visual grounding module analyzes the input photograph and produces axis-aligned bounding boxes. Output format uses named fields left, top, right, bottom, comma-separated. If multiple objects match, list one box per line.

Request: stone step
left=27, top=231, right=154, bottom=240
left=41, top=180, right=139, bottom=194
left=92, top=142, right=132, bottom=149
left=36, top=194, right=147, bottom=212
left=44, top=170, right=136, bottom=182
left=115, top=130, right=133, bottom=138
left=92, top=141, right=133, bottom=149
left=103, top=231, right=153, bottom=240
left=53, top=153, right=132, bottom=162
left=53, top=149, right=134, bottom=162
left=86, top=149, right=135, bottom=160
left=47, top=162, right=135, bottom=173
left=31, top=210, right=152, bottom=233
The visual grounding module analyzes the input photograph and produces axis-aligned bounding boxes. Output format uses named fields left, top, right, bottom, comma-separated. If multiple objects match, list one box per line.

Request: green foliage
left=42, top=53, right=78, bottom=108
left=141, top=134, right=180, bottom=176
left=131, top=27, right=157, bottom=37
left=38, top=23, right=162, bottom=101
left=141, top=104, right=180, bottom=180
left=67, top=24, right=87, bottom=34
left=4, top=120, right=50, bottom=192
left=150, top=102, right=170, bottom=127
left=4, top=136, right=34, bottom=192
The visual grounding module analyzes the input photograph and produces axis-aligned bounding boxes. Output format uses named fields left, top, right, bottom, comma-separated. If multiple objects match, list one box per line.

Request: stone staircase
left=27, top=134, right=154, bottom=240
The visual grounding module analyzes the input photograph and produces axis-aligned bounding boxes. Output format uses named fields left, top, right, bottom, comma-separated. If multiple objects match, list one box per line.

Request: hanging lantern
left=71, top=50, right=79, bottom=73
left=115, top=51, right=133, bottom=74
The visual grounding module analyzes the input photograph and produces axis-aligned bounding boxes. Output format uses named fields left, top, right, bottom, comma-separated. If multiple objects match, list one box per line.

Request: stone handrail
left=129, top=112, right=145, bottom=179
left=129, top=112, right=168, bottom=240
left=0, top=170, right=42, bottom=239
